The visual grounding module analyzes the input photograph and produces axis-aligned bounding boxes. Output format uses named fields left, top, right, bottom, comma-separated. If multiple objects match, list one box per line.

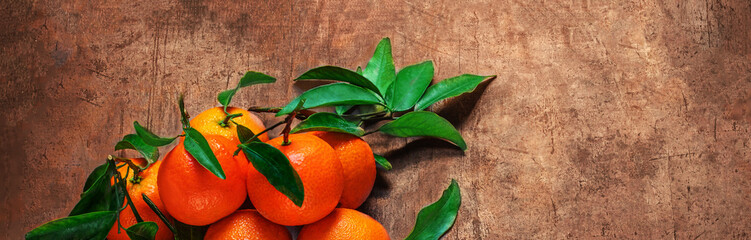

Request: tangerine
left=204, top=209, right=291, bottom=240
left=298, top=208, right=390, bottom=240
left=157, top=135, right=247, bottom=226
left=246, top=134, right=343, bottom=226
left=308, top=131, right=376, bottom=209
left=107, top=159, right=173, bottom=240
left=190, top=106, right=268, bottom=145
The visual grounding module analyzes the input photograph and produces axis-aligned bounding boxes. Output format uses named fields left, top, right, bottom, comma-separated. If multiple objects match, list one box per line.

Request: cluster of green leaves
left=27, top=38, right=482, bottom=240
left=26, top=159, right=161, bottom=240
left=285, top=38, right=495, bottom=153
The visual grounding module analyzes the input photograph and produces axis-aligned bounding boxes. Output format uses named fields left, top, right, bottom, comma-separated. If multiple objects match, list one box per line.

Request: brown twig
left=248, top=106, right=317, bottom=120
left=281, top=111, right=297, bottom=146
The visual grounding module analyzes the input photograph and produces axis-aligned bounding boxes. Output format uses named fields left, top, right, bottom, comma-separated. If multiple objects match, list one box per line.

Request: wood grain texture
left=2, top=0, right=751, bottom=239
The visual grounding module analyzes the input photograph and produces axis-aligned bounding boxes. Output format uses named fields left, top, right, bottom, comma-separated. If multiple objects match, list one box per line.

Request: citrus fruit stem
left=108, top=155, right=143, bottom=178
left=241, top=120, right=285, bottom=145
left=281, top=112, right=296, bottom=146
left=219, top=113, right=243, bottom=128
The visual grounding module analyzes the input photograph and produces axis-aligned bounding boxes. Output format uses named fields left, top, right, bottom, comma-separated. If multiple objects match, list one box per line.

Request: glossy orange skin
left=204, top=209, right=292, bottom=240
left=298, top=208, right=390, bottom=240
left=247, top=134, right=344, bottom=226
left=107, top=160, right=173, bottom=240
left=308, top=131, right=376, bottom=209
left=157, top=135, right=247, bottom=226
left=190, top=107, right=268, bottom=145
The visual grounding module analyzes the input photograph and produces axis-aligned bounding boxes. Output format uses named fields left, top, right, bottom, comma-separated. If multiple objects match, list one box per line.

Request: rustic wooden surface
left=2, top=0, right=751, bottom=239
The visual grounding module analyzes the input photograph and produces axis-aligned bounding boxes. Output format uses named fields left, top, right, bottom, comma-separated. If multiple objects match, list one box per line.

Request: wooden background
left=2, top=0, right=751, bottom=239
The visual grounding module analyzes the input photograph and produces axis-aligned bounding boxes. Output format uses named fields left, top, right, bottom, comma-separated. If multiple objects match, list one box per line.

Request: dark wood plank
left=2, top=0, right=751, bottom=239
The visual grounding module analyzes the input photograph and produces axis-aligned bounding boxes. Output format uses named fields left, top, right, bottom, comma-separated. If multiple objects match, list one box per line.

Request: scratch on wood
left=714, top=117, right=717, bottom=141
left=85, top=68, right=115, bottom=80
left=650, top=152, right=696, bottom=161
left=551, top=126, right=555, bottom=154
left=693, top=230, right=706, bottom=240
left=77, top=97, right=102, bottom=107
left=499, top=147, right=531, bottom=155
left=402, top=0, right=447, bottom=23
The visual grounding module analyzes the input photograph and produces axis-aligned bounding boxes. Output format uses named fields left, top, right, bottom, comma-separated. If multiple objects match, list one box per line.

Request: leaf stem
left=362, top=130, right=379, bottom=136
left=234, top=120, right=286, bottom=156
left=248, top=106, right=317, bottom=120
left=364, top=116, right=394, bottom=122
left=116, top=173, right=143, bottom=223
left=220, top=113, right=243, bottom=127
left=109, top=155, right=143, bottom=178
left=142, top=193, right=177, bottom=234
left=247, top=106, right=282, bottom=113
left=345, top=110, right=387, bottom=118
left=249, top=121, right=285, bottom=143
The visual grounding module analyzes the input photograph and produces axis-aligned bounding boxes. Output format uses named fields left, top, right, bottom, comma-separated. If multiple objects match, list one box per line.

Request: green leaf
left=218, top=71, right=276, bottom=107
left=178, top=94, right=189, bottom=127
left=236, top=124, right=256, bottom=144
left=70, top=160, right=123, bottom=216
left=276, top=83, right=382, bottom=116
left=183, top=128, right=226, bottom=180
left=414, top=74, right=495, bottom=111
left=115, top=134, right=159, bottom=162
left=26, top=211, right=117, bottom=240
left=378, top=111, right=467, bottom=150
left=134, top=121, right=177, bottom=147
left=374, top=154, right=392, bottom=170
left=356, top=66, right=363, bottom=75
left=239, top=142, right=304, bottom=207
left=125, top=221, right=158, bottom=240
left=291, top=112, right=365, bottom=136
left=295, top=66, right=381, bottom=94
left=142, top=194, right=177, bottom=234
left=174, top=221, right=208, bottom=240
left=362, top=38, right=396, bottom=94
left=82, top=162, right=108, bottom=192
left=335, top=105, right=354, bottom=115
left=404, top=179, right=462, bottom=240
left=386, top=61, right=434, bottom=111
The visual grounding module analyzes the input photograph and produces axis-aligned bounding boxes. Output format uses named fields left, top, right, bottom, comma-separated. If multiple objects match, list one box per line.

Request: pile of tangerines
left=28, top=38, right=485, bottom=240
left=111, top=106, right=388, bottom=239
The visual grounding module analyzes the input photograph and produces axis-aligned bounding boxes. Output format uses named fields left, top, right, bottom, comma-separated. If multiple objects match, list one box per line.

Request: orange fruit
left=298, top=208, right=390, bottom=240
left=204, top=209, right=291, bottom=240
left=190, top=106, right=268, bottom=145
left=246, top=134, right=344, bottom=226
left=107, top=160, right=173, bottom=240
left=307, top=131, right=376, bottom=209
left=157, top=135, right=247, bottom=226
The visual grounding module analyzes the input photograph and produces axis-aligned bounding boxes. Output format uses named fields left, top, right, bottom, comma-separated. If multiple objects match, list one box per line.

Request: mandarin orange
left=246, top=134, right=343, bottom=226
left=204, top=209, right=291, bottom=240
left=107, top=160, right=173, bottom=240
left=157, top=135, right=247, bottom=226
left=308, top=131, right=376, bottom=209
left=190, top=107, right=268, bottom=145
left=298, top=208, right=390, bottom=240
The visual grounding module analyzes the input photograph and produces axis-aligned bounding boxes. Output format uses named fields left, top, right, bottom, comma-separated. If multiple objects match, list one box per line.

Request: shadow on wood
left=435, top=77, right=496, bottom=129
left=381, top=138, right=464, bottom=172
